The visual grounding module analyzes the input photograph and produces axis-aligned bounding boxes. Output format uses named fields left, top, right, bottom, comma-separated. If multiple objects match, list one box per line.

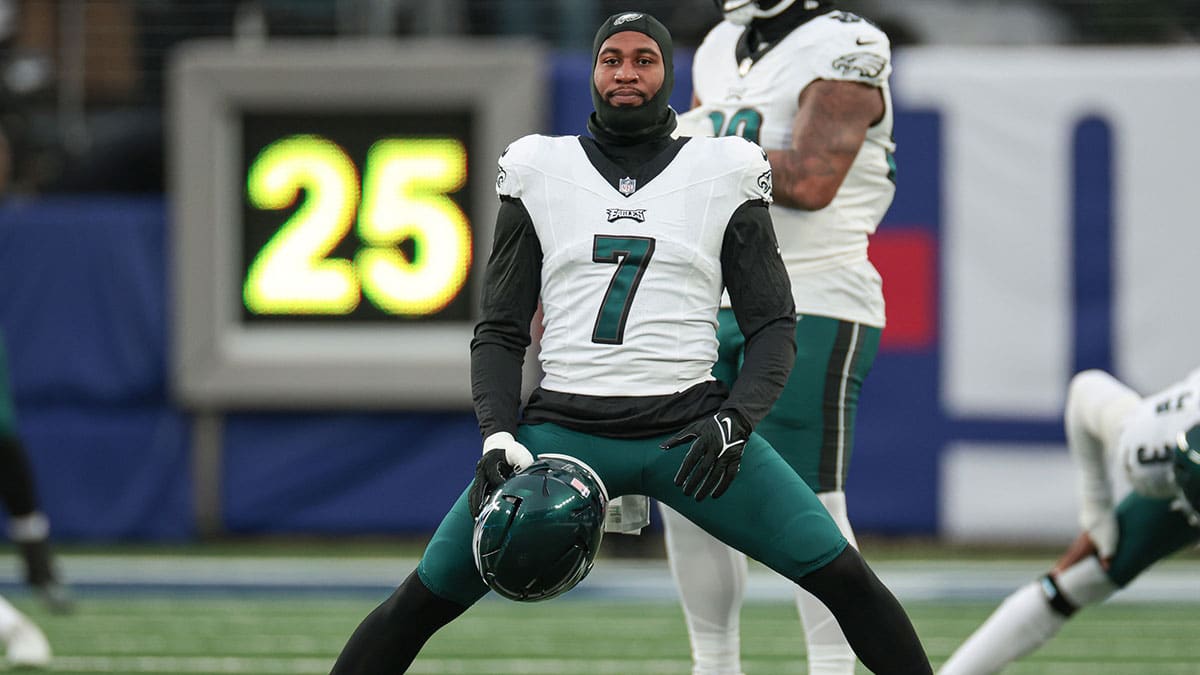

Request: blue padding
left=5, top=405, right=193, bottom=541
left=0, top=196, right=169, bottom=406
left=222, top=411, right=481, bottom=534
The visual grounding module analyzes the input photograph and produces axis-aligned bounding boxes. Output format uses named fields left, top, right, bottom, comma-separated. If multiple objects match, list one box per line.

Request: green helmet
left=472, top=454, right=609, bottom=602
left=1173, top=424, right=1200, bottom=523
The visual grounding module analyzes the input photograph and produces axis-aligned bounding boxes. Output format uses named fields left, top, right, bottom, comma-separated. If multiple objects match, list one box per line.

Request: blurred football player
left=329, top=11, right=930, bottom=675
left=0, top=592, right=50, bottom=668
left=662, top=1, right=896, bottom=673
left=940, top=368, right=1200, bottom=674
left=0, top=334, right=71, bottom=613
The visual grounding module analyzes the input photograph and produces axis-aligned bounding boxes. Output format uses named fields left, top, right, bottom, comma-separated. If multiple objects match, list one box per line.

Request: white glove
left=468, top=432, right=535, bottom=518
left=483, top=432, right=534, bottom=472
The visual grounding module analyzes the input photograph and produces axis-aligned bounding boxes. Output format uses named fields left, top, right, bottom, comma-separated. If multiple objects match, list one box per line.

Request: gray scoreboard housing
left=169, top=40, right=546, bottom=410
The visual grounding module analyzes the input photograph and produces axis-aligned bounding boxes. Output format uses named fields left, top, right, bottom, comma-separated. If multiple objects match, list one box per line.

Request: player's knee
left=382, top=570, right=467, bottom=636
left=1066, top=370, right=1112, bottom=414
left=1069, top=369, right=1112, bottom=393
left=1044, top=557, right=1117, bottom=618
left=796, top=544, right=871, bottom=601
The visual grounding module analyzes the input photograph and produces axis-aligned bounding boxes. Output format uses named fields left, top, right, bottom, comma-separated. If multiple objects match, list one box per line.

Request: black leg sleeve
left=798, top=546, right=932, bottom=675
left=330, top=570, right=469, bottom=675
left=0, top=435, right=39, bottom=516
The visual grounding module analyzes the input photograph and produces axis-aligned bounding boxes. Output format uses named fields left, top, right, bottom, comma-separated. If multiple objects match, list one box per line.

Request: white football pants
left=660, top=491, right=858, bottom=675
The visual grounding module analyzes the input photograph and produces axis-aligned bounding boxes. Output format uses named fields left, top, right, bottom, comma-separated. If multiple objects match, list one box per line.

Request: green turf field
left=8, top=595, right=1200, bottom=674
left=2, top=544, right=1198, bottom=674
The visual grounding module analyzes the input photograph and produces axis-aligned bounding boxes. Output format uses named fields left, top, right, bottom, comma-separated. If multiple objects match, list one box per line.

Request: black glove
left=467, top=432, right=535, bottom=518
left=661, top=410, right=750, bottom=501
left=468, top=448, right=512, bottom=518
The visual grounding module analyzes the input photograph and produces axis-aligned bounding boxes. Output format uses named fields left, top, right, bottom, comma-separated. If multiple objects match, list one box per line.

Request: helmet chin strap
left=722, top=0, right=812, bottom=26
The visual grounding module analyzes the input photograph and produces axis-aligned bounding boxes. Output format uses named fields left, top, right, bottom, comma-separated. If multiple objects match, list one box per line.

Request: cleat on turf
left=4, top=616, right=50, bottom=668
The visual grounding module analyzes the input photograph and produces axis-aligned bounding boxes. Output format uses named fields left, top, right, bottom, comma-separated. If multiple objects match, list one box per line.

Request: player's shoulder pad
left=497, top=134, right=554, bottom=167
left=811, top=11, right=891, bottom=86
left=699, top=135, right=769, bottom=167
left=496, top=134, right=569, bottom=198
left=698, top=20, right=742, bottom=52
left=695, top=136, right=772, bottom=203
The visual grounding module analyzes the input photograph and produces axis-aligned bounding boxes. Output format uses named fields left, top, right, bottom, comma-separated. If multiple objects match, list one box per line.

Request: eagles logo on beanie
left=589, top=12, right=676, bottom=139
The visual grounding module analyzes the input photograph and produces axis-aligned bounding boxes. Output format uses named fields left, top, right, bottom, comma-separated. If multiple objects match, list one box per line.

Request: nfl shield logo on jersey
left=619, top=176, right=637, bottom=195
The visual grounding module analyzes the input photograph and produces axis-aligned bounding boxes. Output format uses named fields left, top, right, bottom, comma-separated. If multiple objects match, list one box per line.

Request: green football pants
left=417, top=422, right=848, bottom=606
left=1106, top=490, right=1200, bottom=587
left=714, top=309, right=880, bottom=493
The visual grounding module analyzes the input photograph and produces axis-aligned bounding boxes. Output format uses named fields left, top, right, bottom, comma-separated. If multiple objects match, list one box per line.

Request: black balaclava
left=587, top=11, right=677, bottom=146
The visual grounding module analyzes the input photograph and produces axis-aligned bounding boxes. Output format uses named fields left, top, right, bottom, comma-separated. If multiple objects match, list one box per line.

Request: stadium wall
left=0, top=47, right=1197, bottom=541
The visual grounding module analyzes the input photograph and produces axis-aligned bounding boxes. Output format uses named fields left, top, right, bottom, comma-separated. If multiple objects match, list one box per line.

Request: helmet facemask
left=715, top=0, right=816, bottom=26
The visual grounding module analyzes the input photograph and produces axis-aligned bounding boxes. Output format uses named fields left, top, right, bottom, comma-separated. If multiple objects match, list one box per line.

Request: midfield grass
left=10, top=594, right=1200, bottom=674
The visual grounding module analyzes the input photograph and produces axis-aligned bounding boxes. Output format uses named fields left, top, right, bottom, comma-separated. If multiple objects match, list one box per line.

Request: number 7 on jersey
left=591, top=235, right=656, bottom=345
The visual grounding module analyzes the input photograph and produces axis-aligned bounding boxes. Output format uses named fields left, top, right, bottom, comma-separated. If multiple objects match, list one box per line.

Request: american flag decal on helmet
left=570, top=477, right=591, bottom=498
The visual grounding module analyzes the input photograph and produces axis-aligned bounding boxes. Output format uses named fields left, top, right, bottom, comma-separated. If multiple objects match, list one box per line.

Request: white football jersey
left=1116, top=368, right=1200, bottom=498
left=690, top=10, right=895, bottom=326
left=495, top=134, right=773, bottom=397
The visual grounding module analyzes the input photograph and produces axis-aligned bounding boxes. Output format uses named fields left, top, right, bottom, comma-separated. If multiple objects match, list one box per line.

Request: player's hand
left=1054, top=518, right=1116, bottom=574
left=661, top=410, right=749, bottom=501
left=468, top=432, right=534, bottom=518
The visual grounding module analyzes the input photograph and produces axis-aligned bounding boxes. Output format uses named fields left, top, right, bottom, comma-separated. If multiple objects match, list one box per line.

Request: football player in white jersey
left=940, top=368, right=1200, bottom=674
left=0, top=593, right=50, bottom=668
left=660, top=2, right=896, bottom=674
left=330, top=12, right=931, bottom=675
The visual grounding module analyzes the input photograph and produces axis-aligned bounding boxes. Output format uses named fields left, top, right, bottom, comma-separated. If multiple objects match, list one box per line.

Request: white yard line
left=1, top=555, right=1197, bottom=602
left=48, top=656, right=696, bottom=674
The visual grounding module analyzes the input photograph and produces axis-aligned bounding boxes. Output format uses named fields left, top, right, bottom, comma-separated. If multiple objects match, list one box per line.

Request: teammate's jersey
left=496, top=133, right=773, bottom=398
left=1116, top=367, right=1200, bottom=497
left=688, top=10, right=895, bottom=327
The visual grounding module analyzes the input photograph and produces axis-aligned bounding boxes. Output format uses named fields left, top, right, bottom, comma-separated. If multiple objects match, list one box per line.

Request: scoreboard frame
left=169, top=39, right=545, bottom=408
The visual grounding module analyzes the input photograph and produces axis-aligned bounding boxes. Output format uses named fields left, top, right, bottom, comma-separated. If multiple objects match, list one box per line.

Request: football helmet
left=473, top=454, right=609, bottom=602
left=1172, top=424, right=1200, bottom=523
left=714, top=0, right=817, bottom=26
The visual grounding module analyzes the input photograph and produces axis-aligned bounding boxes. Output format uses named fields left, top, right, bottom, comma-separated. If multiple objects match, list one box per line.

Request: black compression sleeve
left=329, top=570, right=468, bottom=674
left=799, top=547, right=933, bottom=674
left=719, top=200, right=797, bottom=430
left=470, top=197, right=543, bottom=438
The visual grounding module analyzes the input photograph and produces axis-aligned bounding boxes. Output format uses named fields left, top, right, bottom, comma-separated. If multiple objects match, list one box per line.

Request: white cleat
left=5, top=617, right=51, bottom=669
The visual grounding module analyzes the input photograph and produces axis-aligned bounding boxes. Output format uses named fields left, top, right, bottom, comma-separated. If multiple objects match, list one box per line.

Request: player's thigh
left=755, top=316, right=880, bottom=492
left=1106, top=491, right=1200, bottom=587
left=417, top=486, right=489, bottom=607
left=652, top=432, right=847, bottom=582
left=713, top=308, right=744, bottom=388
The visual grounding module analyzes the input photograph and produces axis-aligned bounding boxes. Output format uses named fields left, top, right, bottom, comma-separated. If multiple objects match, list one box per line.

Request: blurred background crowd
left=1, top=0, right=1200, bottom=198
